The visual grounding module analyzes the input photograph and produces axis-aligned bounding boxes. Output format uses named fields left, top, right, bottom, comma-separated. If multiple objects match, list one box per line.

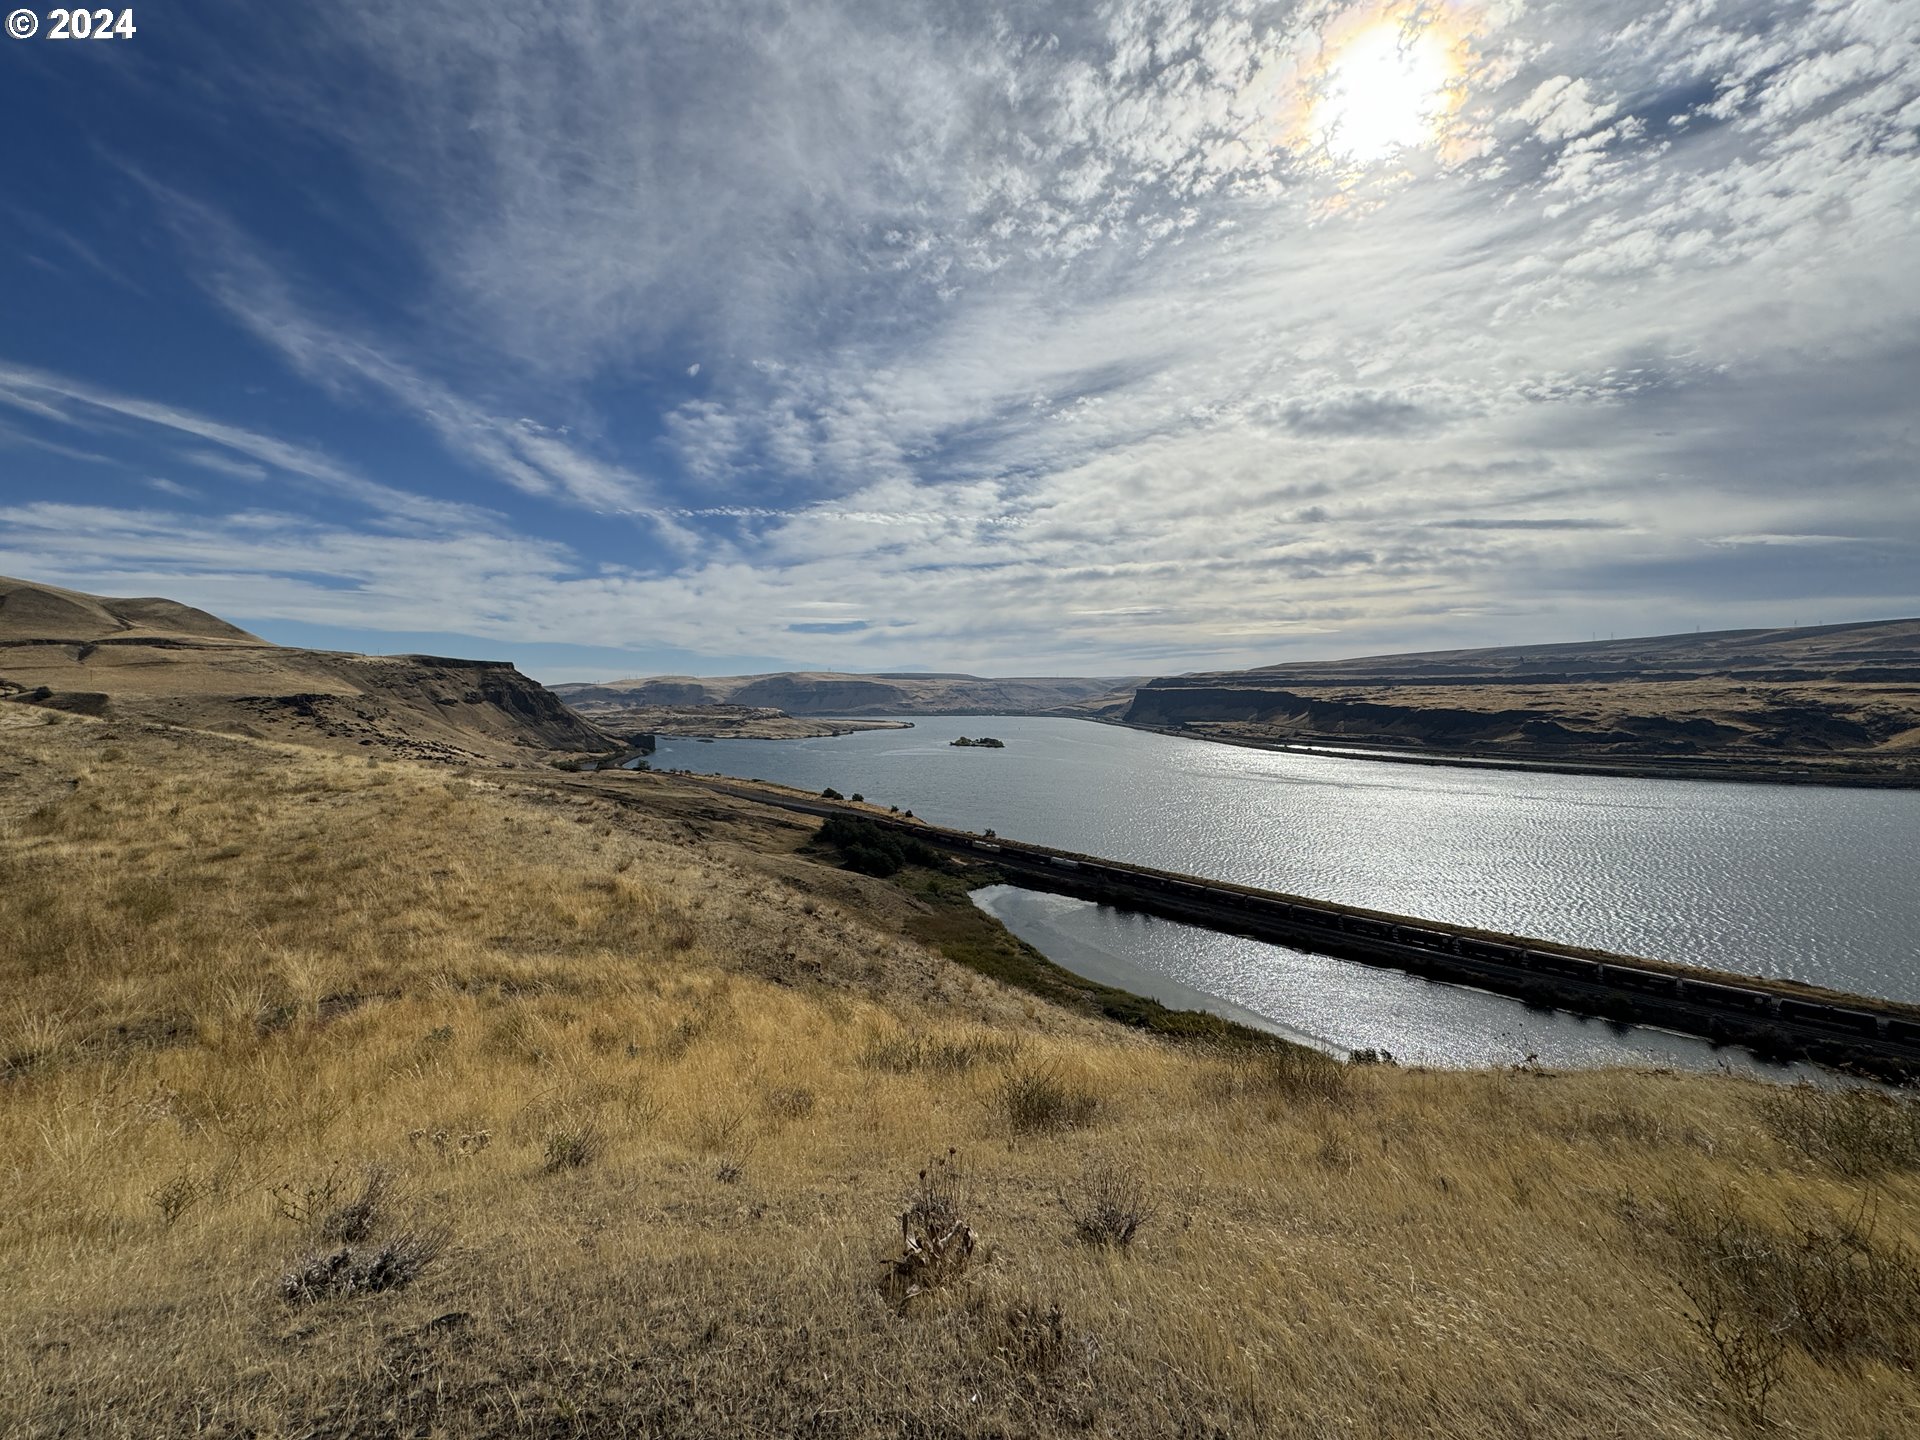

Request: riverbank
left=637, top=716, right=1920, bottom=1005
left=567, top=702, right=914, bottom=740
left=686, top=779, right=1920, bottom=1084
left=1104, top=717, right=1920, bottom=788
left=6, top=716, right=1919, bottom=1437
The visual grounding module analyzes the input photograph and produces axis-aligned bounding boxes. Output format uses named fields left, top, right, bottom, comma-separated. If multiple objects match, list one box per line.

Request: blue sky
left=2, top=0, right=1916, bottom=682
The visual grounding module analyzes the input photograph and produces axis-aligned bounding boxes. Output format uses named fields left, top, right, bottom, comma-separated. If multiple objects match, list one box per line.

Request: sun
left=1313, top=19, right=1458, bottom=165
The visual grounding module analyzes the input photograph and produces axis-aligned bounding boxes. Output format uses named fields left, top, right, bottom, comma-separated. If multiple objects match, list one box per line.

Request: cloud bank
left=1, top=0, right=1915, bottom=674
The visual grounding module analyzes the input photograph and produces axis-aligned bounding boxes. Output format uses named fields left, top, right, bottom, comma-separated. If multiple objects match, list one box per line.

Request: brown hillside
left=557, top=670, right=1142, bottom=719
left=0, top=575, right=619, bottom=765
left=0, top=575, right=262, bottom=644
left=3, top=714, right=1916, bottom=1438
left=1127, top=618, right=1920, bottom=779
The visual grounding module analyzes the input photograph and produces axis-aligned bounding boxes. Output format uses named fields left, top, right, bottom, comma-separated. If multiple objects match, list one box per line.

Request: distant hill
left=555, top=671, right=1143, bottom=720
left=0, top=575, right=621, bottom=764
left=1125, top=618, right=1920, bottom=776
left=0, top=575, right=263, bottom=645
left=1226, top=619, right=1920, bottom=687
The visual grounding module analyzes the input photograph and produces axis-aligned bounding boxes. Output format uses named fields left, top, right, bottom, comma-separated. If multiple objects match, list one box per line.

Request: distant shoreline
left=621, top=705, right=1920, bottom=787
left=1100, top=718, right=1920, bottom=789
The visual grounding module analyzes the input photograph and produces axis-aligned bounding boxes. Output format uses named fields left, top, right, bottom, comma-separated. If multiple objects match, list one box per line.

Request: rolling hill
left=554, top=670, right=1143, bottom=722
left=0, top=575, right=622, bottom=764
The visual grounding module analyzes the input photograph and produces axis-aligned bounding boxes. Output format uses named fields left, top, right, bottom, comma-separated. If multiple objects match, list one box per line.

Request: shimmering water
left=971, top=885, right=1830, bottom=1077
left=645, top=715, right=1919, bottom=1067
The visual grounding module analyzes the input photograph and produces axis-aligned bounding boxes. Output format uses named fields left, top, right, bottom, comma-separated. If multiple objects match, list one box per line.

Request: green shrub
left=816, top=815, right=939, bottom=878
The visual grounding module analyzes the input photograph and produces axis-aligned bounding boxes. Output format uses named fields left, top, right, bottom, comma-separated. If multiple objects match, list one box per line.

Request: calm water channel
left=643, top=716, right=1919, bottom=1071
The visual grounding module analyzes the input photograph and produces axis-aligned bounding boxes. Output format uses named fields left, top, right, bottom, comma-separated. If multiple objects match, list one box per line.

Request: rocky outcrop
left=0, top=574, right=618, bottom=763
left=1124, top=617, right=1920, bottom=768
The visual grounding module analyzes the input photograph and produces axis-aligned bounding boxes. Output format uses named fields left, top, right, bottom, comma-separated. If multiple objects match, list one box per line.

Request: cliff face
left=1123, top=685, right=1742, bottom=749
left=1123, top=618, right=1920, bottom=767
left=0, top=575, right=618, bottom=763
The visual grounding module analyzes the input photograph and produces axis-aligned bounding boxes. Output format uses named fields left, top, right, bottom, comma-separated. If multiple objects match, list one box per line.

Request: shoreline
left=1091, top=717, right=1920, bottom=789
left=630, top=707, right=1920, bottom=788
left=582, top=713, right=915, bottom=741
left=657, top=777, right=1920, bottom=1083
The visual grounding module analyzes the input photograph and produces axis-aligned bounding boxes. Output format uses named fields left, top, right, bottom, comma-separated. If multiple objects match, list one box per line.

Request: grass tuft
left=1204, top=1045, right=1354, bottom=1108
left=279, top=1226, right=449, bottom=1305
left=541, top=1122, right=602, bottom=1174
left=860, top=1027, right=1021, bottom=1075
left=997, top=1063, right=1099, bottom=1136
left=1060, top=1158, right=1154, bottom=1248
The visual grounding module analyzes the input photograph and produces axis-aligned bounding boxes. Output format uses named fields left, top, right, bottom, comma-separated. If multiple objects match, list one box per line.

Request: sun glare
left=1314, top=20, right=1456, bottom=165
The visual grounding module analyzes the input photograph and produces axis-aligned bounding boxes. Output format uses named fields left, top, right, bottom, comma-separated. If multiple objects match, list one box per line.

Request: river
left=641, top=716, right=1919, bottom=1071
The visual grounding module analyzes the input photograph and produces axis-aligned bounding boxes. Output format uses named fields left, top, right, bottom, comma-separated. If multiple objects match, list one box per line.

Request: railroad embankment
left=694, top=785, right=1920, bottom=1083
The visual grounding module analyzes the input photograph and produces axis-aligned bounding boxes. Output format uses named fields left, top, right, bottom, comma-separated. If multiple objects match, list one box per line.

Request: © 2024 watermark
left=9, top=8, right=137, bottom=40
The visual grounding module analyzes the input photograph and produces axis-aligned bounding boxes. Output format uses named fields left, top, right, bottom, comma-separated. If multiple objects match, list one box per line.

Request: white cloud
left=0, top=361, right=492, bottom=531
left=1511, top=76, right=1619, bottom=143
left=8, top=0, right=1917, bottom=669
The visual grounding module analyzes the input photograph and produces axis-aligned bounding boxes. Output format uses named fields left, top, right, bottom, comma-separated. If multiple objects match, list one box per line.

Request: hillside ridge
left=1127, top=617, right=1920, bottom=779
left=555, top=670, right=1142, bottom=720
left=0, top=574, right=620, bottom=764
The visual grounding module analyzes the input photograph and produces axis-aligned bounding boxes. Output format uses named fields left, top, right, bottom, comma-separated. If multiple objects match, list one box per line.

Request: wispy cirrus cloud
left=1, top=0, right=1915, bottom=672
left=0, top=361, right=494, bottom=531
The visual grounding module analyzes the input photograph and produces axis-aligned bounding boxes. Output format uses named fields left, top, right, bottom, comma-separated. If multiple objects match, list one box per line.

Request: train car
left=1601, top=965, right=1680, bottom=996
left=1047, top=856, right=1080, bottom=870
left=1886, top=1016, right=1920, bottom=1046
left=1471, top=940, right=1528, bottom=966
left=971, top=841, right=1001, bottom=852
left=1525, top=950, right=1601, bottom=981
left=1685, top=981, right=1777, bottom=1015
left=1779, top=999, right=1881, bottom=1038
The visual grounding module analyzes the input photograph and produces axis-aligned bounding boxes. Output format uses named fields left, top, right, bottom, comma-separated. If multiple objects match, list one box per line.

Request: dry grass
left=1060, top=1157, right=1155, bottom=1249
left=3, top=717, right=1919, bottom=1437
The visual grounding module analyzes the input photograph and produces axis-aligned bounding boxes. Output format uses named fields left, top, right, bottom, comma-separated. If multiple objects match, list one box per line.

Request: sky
left=1, top=0, right=1916, bottom=682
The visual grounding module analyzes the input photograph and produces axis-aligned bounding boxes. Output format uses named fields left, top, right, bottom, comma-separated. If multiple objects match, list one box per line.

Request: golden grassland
left=3, top=711, right=1918, bottom=1438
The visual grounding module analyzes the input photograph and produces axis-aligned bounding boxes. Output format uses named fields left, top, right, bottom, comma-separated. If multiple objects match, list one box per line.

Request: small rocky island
left=950, top=735, right=1005, bottom=748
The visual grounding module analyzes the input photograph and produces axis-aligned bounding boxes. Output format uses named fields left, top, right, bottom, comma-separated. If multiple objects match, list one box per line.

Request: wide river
left=645, top=716, right=1919, bottom=1072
